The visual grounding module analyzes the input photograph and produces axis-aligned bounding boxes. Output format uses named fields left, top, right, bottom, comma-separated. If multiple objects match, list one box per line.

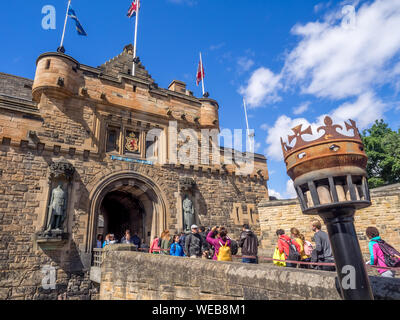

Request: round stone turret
left=199, top=98, right=219, bottom=129
left=32, top=52, right=82, bottom=102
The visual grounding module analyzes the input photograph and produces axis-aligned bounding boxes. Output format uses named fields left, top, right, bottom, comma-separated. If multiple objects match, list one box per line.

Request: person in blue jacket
left=170, top=235, right=185, bottom=257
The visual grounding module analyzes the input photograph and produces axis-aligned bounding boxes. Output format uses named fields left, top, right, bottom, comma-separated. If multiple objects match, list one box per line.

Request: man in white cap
left=184, top=224, right=203, bottom=259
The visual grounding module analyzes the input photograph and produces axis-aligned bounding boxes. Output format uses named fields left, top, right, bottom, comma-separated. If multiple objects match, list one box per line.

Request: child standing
left=170, top=235, right=185, bottom=257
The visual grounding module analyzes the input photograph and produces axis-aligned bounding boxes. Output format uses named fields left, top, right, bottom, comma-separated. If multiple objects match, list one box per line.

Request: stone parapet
left=99, top=248, right=400, bottom=300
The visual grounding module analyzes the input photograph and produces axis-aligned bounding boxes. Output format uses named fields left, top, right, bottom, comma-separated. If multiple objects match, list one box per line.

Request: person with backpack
left=311, top=220, right=336, bottom=272
left=185, top=225, right=203, bottom=258
left=302, top=239, right=314, bottom=269
left=366, top=226, right=399, bottom=278
left=170, top=235, right=185, bottom=257
left=206, top=226, right=232, bottom=261
left=290, top=227, right=310, bottom=268
left=229, top=238, right=239, bottom=257
left=276, top=229, right=301, bottom=268
left=238, top=224, right=259, bottom=264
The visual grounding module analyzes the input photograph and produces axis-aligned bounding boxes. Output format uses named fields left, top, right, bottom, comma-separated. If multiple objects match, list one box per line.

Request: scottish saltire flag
left=68, top=7, right=87, bottom=36
left=127, top=0, right=140, bottom=18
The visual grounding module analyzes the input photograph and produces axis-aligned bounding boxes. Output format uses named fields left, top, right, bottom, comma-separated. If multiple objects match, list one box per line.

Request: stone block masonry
left=0, top=46, right=269, bottom=300
left=0, top=143, right=266, bottom=299
left=99, top=246, right=400, bottom=300
left=0, top=73, right=33, bottom=101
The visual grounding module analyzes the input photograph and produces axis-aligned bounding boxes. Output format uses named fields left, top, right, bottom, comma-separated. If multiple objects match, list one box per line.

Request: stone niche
left=35, top=161, right=75, bottom=249
left=178, top=177, right=198, bottom=233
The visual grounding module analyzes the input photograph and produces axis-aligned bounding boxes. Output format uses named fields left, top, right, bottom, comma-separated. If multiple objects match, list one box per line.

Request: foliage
left=361, top=120, right=400, bottom=188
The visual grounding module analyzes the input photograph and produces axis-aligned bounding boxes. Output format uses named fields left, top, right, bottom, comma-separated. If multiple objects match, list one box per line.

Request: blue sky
left=1, top=0, right=399, bottom=198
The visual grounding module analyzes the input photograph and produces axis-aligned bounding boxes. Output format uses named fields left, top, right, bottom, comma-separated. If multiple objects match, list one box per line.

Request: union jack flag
left=127, top=0, right=140, bottom=18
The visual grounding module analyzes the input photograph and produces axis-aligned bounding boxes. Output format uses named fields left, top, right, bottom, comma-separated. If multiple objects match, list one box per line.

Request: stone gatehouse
left=0, top=45, right=269, bottom=299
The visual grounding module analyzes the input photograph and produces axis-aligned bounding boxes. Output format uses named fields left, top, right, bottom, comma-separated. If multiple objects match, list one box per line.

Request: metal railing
left=92, top=248, right=103, bottom=268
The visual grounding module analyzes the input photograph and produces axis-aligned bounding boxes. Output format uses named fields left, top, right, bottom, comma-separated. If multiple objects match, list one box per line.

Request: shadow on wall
left=99, top=247, right=400, bottom=300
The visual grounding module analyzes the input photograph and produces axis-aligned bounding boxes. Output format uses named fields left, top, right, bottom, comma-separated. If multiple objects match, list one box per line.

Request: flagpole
left=59, top=0, right=71, bottom=52
left=200, top=52, right=205, bottom=96
left=132, top=0, right=140, bottom=76
left=243, top=97, right=254, bottom=153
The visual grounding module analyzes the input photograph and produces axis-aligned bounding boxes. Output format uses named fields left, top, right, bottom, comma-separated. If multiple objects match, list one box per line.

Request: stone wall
left=259, top=184, right=400, bottom=258
left=0, top=142, right=267, bottom=300
left=0, top=73, right=33, bottom=101
left=99, top=246, right=400, bottom=300
left=0, top=47, right=269, bottom=300
left=0, top=269, right=97, bottom=300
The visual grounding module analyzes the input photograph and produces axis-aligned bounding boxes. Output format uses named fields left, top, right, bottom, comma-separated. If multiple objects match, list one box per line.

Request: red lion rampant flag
left=127, top=0, right=140, bottom=18
left=196, top=59, right=205, bottom=86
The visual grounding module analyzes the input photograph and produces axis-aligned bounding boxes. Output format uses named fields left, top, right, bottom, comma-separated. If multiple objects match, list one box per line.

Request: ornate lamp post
left=281, top=116, right=374, bottom=300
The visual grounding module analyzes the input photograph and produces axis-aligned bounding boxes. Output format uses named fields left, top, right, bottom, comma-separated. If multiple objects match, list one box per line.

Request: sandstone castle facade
left=0, top=45, right=269, bottom=299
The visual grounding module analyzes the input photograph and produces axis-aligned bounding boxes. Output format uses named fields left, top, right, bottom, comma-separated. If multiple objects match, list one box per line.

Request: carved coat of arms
left=125, top=132, right=140, bottom=153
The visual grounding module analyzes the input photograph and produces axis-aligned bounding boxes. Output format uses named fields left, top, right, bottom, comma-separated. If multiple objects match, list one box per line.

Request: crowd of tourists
left=96, top=230, right=142, bottom=249
left=148, top=224, right=260, bottom=264
left=97, top=224, right=259, bottom=264
left=273, top=220, right=399, bottom=278
left=96, top=221, right=399, bottom=277
left=273, top=220, right=335, bottom=271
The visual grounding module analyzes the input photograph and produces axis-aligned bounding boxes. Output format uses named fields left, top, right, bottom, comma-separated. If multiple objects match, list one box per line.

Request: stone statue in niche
left=183, top=195, right=195, bottom=233
left=46, top=183, right=67, bottom=231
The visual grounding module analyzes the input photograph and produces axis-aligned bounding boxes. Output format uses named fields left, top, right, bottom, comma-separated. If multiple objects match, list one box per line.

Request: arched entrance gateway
left=87, top=172, right=168, bottom=252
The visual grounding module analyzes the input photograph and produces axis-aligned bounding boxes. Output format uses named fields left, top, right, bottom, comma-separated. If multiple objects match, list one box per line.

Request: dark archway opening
left=100, top=190, right=145, bottom=242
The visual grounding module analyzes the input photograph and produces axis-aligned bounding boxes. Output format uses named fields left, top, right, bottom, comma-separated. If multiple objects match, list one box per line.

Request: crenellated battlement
left=32, top=47, right=220, bottom=129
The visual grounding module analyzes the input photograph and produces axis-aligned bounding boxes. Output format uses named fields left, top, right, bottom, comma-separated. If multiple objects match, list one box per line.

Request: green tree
left=361, top=120, right=400, bottom=188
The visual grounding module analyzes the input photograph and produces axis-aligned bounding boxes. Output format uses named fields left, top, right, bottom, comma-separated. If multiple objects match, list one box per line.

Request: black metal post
left=320, top=208, right=374, bottom=300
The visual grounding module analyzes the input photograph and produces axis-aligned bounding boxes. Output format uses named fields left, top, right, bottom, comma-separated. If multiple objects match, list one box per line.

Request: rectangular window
left=106, top=128, right=119, bottom=153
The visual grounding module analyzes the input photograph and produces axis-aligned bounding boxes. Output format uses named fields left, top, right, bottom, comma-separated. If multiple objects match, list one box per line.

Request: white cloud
left=264, top=115, right=322, bottom=161
left=330, top=92, right=386, bottom=128
left=268, top=181, right=297, bottom=200
left=240, top=0, right=398, bottom=169
left=239, top=67, right=282, bottom=108
left=210, top=43, right=225, bottom=51
left=264, top=92, right=385, bottom=161
left=268, top=189, right=283, bottom=199
left=285, top=180, right=297, bottom=199
left=314, top=1, right=333, bottom=13
left=237, top=57, right=255, bottom=73
left=260, top=123, right=269, bottom=131
left=392, top=61, right=400, bottom=76
left=284, top=0, right=400, bottom=100
left=293, top=102, right=310, bottom=115
left=238, top=0, right=400, bottom=115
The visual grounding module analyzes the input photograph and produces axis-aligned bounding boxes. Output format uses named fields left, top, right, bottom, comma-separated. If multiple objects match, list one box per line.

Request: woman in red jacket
left=276, top=229, right=301, bottom=268
left=150, top=236, right=161, bottom=254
